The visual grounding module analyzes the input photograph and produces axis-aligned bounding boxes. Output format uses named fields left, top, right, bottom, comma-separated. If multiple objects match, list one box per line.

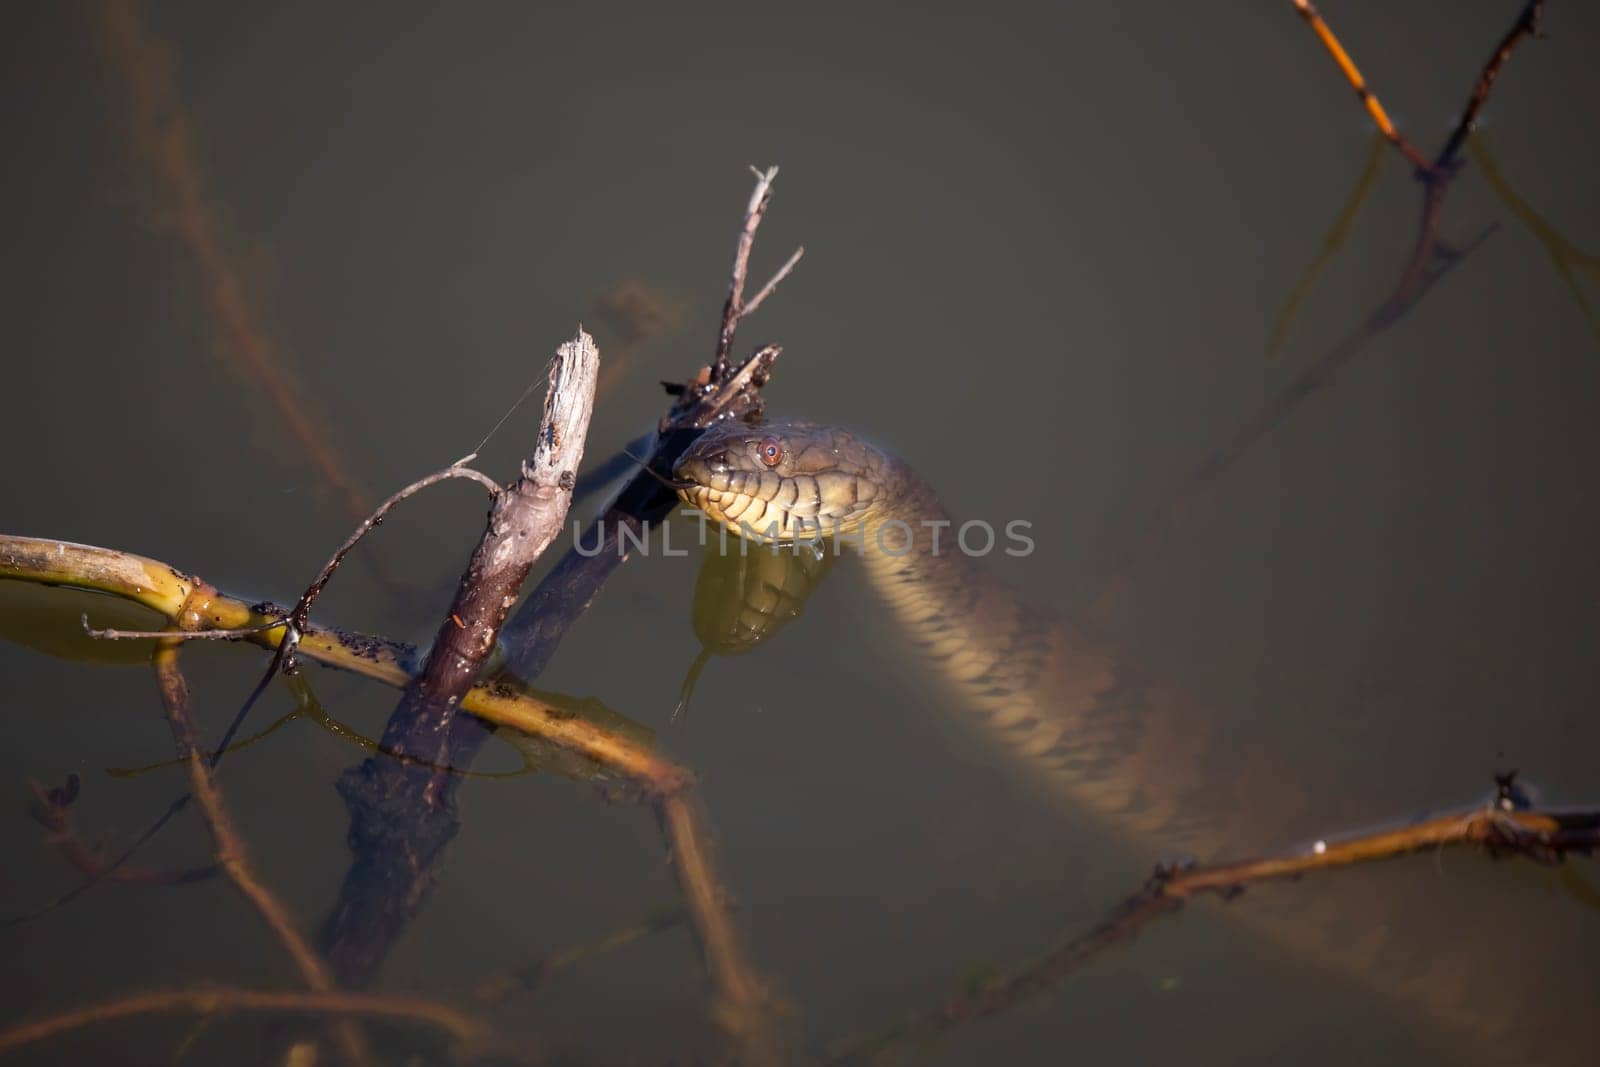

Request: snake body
left=675, top=420, right=1239, bottom=851
left=673, top=418, right=1585, bottom=1062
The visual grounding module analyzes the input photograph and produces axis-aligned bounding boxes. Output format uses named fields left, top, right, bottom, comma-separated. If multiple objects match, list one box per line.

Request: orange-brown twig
left=152, top=639, right=368, bottom=1065
left=834, top=791, right=1600, bottom=1064
left=1292, top=0, right=1431, bottom=172
left=0, top=987, right=483, bottom=1057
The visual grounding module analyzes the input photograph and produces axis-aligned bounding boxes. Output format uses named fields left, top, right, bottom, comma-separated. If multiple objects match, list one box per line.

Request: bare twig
left=500, top=170, right=795, bottom=682
left=1291, top=0, right=1431, bottom=172
left=210, top=456, right=500, bottom=759
left=0, top=986, right=483, bottom=1056
left=742, top=245, right=806, bottom=319
left=715, top=166, right=789, bottom=377
left=82, top=616, right=281, bottom=641
left=152, top=638, right=368, bottom=1065
left=834, top=790, right=1600, bottom=1065
left=1434, top=0, right=1545, bottom=170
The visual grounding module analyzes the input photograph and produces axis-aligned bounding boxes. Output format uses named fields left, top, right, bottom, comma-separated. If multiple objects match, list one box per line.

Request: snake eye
left=757, top=437, right=783, bottom=468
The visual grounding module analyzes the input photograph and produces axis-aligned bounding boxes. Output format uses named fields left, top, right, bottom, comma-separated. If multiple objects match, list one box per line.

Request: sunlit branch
left=1290, top=1, right=1430, bottom=171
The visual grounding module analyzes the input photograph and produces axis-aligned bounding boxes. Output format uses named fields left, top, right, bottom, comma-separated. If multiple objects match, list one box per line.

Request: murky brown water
left=2, top=2, right=1598, bottom=1064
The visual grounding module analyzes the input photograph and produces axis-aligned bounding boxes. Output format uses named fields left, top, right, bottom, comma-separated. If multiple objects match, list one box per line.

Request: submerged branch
left=472, top=906, right=687, bottom=1006
left=0, top=986, right=483, bottom=1057
left=836, top=788, right=1599, bottom=1064
left=24, top=775, right=217, bottom=889
left=152, top=639, right=368, bottom=1064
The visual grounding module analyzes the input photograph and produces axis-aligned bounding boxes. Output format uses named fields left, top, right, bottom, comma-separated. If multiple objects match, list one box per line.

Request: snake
left=670, top=417, right=1587, bottom=1063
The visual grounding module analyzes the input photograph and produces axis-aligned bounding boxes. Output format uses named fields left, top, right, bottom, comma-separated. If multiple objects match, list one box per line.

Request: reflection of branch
left=836, top=787, right=1600, bottom=1065
left=1268, top=132, right=1386, bottom=358
left=0, top=987, right=483, bottom=1057
left=153, top=639, right=368, bottom=1065
left=1471, top=136, right=1600, bottom=345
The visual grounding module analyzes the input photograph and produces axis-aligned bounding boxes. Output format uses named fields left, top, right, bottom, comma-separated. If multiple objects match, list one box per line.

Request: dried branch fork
left=835, top=781, right=1600, bottom=1064
left=714, top=166, right=804, bottom=378
left=1089, top=1, right=1548, bottom=618
left=1293, top=0, right=1544, bottom=180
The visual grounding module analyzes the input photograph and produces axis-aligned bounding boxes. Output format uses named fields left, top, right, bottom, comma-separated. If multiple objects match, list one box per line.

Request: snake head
left=672, top=418, right=892, bottom=542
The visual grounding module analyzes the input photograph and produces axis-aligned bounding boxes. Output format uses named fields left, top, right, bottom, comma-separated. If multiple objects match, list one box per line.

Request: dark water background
left=2, top=2, right=1597, bottom=1064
